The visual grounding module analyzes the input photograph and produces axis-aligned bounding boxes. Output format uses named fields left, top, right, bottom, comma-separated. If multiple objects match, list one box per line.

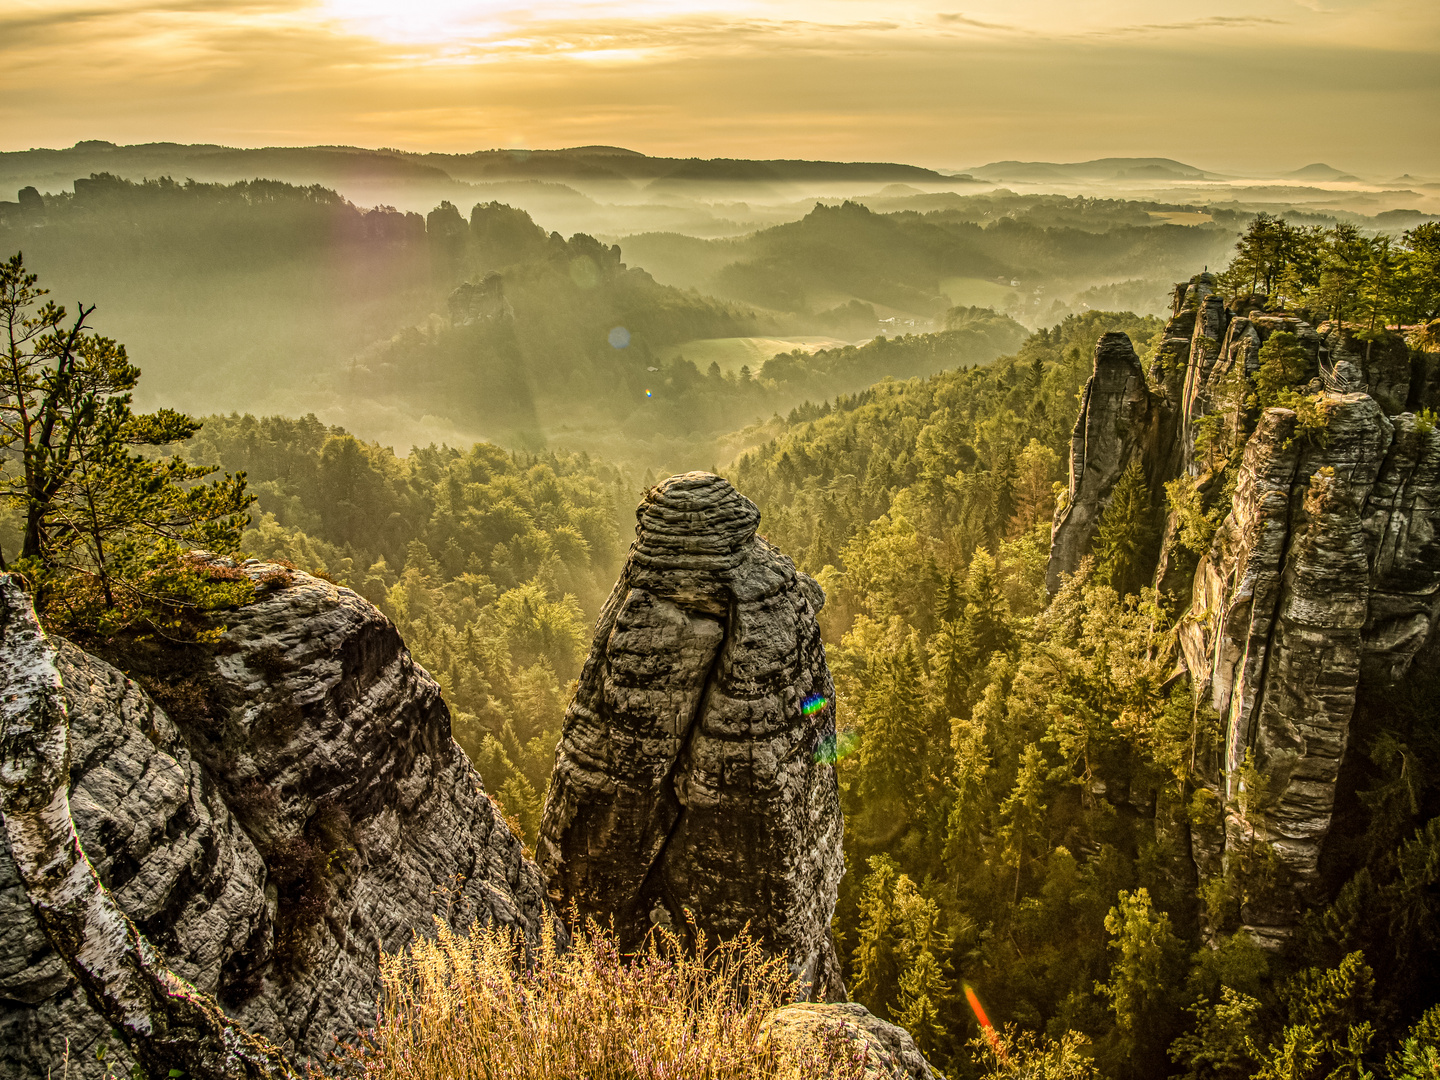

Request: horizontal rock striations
left=1049, top=272, right=1440, bottom=944
left=537, top=472, right=846, bottom=1000
left=1, top=561, right=555, bottom=1078
left=0, top=576, right=292, bottom=1080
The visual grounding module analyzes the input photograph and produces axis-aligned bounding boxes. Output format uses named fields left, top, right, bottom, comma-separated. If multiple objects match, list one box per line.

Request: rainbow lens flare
left=802, top=694, right=828, bottom=715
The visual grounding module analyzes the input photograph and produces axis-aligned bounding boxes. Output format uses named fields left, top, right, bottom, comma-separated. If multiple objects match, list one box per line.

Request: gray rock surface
left=1319, top=322, right=1413, bottom=413
left=537, top=472, right=847, bottom=1000
left=1179, top=396, right=1414, bottom=934
left=1, top=561, right=556, bottom=1078
left=0, top=577, right=292, bottom=1080
left=1047, top=332, right=1158, bottom=594
left=761, top=1001, right=939, bottom=1080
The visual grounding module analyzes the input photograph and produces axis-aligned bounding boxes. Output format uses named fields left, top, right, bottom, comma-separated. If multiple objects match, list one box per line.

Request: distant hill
left=1285, top=162, right=1362, bottom=182
left=965, top=157, right=1223, bottom=183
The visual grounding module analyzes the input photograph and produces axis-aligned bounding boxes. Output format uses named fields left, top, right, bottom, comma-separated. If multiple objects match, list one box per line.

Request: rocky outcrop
left=1, top=561, right=555, bottom=1079
left=1050, top=272, right=1440, bottom=943
left=537, top=472, right=847, bottom=1000
left=762, top=1002, right=939, bottom=1080
left=1047, top=332, right=1159, bottom=594
left=1319, top=322, right=1414, bottom=414
left=448, top=271, right=512, bottom=326
left=1176, top=396, right=1440, bottom=939
left=0, top=576, right=292, bottom=1080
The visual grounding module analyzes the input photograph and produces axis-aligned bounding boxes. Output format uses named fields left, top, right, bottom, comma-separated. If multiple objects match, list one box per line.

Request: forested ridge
left=178, top=296, right=1440, bottom=1079
left=621, top=197, right=1239, bottom=323
left=725, top=222, right=1440, bottom=1078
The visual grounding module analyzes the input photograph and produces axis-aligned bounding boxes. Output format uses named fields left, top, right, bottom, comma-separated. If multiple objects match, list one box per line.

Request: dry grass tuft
left=330, top=916, right=872, bottom=1080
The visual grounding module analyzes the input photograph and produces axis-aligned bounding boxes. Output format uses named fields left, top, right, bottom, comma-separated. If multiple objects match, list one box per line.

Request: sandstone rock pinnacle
left=1047, top=331, right=1158, bottom=595
left=538, top=472, right=847, bottom=1000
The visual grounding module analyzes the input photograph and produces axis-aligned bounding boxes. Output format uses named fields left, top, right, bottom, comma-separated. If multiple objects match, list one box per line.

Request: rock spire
left=537, top=472, right=847, bottom=1000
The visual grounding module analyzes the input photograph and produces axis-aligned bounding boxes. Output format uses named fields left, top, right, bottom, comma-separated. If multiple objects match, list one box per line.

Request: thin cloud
left=935, top=13, right=1020, bottom=33
left=1091, top=15, right=1287, bottom=36
left=0, top=0, right=302, bottom=35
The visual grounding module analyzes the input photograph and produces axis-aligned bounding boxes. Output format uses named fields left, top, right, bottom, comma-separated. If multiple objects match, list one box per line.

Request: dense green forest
left=0, top=174, right=437, bottom=414
left=153, top=296, right=1440, bottom=1077
left=175, top=413, right=634, bottom=841
left=188, top=293, right=1440, bottom=1080
left=351, top=200, right=1026, bottom=455
left=1216, top=213, right=1440, bottom=326
left=1, top=176, right=1033, bottom=468
left=724, top=225, right=1440, bottom=1078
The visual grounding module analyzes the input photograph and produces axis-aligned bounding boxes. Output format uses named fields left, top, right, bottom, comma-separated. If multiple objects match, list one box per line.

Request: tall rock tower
left=537, top=472, right=846, bottom=1000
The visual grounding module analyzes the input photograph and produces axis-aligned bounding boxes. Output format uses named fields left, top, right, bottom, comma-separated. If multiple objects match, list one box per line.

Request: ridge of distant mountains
left=0, top=140, right=953, bottom=191
left=959, top=157, right=1393, bottom=186
left=1, top=140, right=1401, bottom=195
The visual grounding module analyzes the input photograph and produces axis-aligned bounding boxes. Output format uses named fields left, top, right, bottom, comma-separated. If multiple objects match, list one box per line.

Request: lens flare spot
left=608, top=326, right=630, bottom=348
left=964, top=983, right=1005, bottom=1060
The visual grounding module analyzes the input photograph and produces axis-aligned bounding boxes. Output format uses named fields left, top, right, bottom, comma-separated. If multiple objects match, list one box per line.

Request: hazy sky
left=2, top=0, right=1437, bottom=175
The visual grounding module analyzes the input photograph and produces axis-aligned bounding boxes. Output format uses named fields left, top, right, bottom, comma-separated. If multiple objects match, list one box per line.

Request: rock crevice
left=1, top=562, right=555, bottom=1078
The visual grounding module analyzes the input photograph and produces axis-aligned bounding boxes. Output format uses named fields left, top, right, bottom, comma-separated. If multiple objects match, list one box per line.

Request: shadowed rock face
left=1176, top=396, right=1434, bottom=939
left=1, top=562, right=555, bottom=1078
left=1047, top=331, right=1158, bottom=595
left=537, top=472, right=846, bottom=1000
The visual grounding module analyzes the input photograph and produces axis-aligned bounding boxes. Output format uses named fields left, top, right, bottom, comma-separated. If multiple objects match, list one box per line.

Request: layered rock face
left=538, top=472, right=847, bottom=999
left=0, top=578, right=291, bottom=1080
left=1051, top=273, right=1440, bottom=942
left=1, top=561, right=553, bottom=1078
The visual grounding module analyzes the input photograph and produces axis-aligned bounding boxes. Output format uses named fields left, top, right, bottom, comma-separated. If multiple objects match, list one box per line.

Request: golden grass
left=330, top=916, right=871, bottom=1080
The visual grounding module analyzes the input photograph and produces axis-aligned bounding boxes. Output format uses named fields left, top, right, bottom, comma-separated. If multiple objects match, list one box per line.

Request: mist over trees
left=2, top=172, right=1319, bottom=473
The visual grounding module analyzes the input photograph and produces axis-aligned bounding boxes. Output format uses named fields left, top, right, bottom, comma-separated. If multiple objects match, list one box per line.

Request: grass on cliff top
left=331, top=918, right=872, bottom=1080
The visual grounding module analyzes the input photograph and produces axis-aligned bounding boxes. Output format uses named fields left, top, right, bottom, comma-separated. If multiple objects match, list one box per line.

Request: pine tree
left=890, top=876, right=953, bottom=1058
left=0, top=252, right=252, bottom=607
left=964, top=551, right=1013, bottom=658
left=1092, top=460, right=1155, bottom=595
left=1097, top=888, right=1185, bottom=1074
left=851, top=855, right=902, bottom=1013
left=859, top=641, right=929, bottom=802
left=997, top=742, right=1048, bottom=902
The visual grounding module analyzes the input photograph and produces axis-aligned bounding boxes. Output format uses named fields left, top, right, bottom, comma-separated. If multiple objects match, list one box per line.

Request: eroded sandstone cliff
left=537, top=472, right=847, bottom=1000
left=1, top=560, right=553, bottom=1079
left=1051, top=274, right=1440, bottom=944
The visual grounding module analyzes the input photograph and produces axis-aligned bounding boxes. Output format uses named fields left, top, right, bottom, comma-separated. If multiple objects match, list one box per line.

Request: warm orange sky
left=2, top=0, right=1438, bottom=175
